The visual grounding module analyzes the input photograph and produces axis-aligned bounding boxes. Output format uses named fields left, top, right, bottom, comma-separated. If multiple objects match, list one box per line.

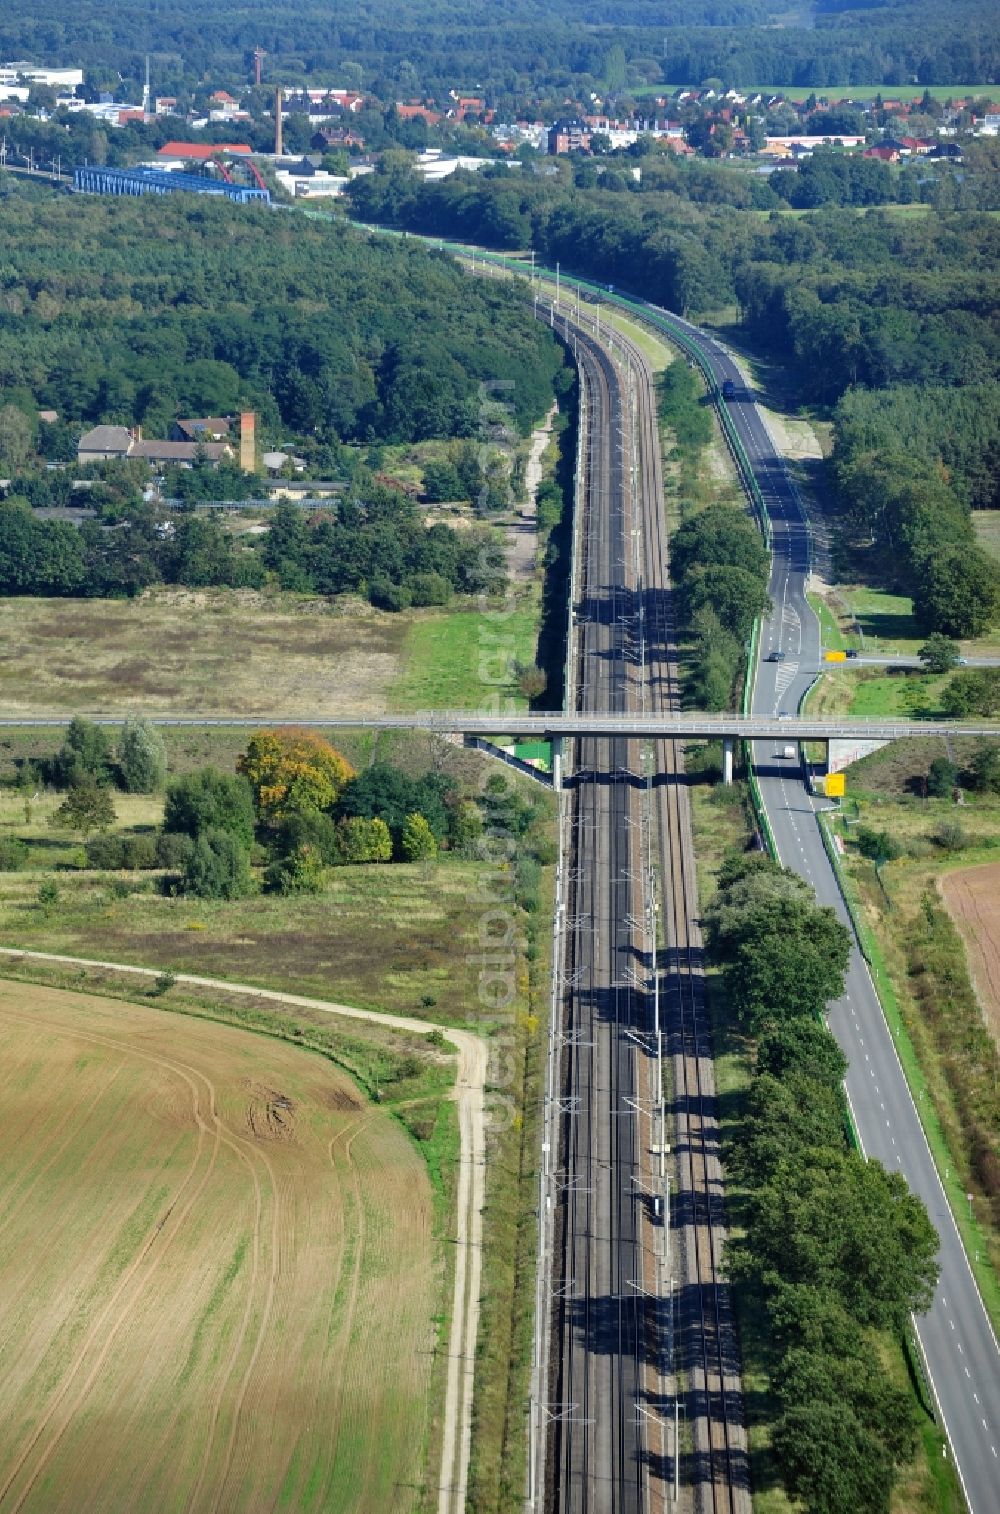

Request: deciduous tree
left=238, top=729, right=354, bottom=822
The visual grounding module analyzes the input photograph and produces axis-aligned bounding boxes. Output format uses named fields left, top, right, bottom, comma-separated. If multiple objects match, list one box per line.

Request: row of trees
left=671, top=503, right=771, bottom=708
left=0, top=491, right=508, bottom=606
left=707, top=852, right=939, bottom=1512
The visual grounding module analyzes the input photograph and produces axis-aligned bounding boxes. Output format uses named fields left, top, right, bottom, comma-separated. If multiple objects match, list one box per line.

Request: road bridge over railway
left=10, top=713, right=997, bottom=792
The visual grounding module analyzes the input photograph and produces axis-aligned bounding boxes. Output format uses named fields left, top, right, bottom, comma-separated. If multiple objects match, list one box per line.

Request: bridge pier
left=722, top=736, right=735, bottom=786
left=551, top=736, right=563, bottom=792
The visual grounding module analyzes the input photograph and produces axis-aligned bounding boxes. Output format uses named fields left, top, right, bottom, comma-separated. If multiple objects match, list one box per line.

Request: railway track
left=545, top=306, right=748, bottom=1514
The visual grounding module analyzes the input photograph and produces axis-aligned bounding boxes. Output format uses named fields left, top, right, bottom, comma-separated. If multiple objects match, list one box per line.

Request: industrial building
left=73, top=164, right=270, bottom=204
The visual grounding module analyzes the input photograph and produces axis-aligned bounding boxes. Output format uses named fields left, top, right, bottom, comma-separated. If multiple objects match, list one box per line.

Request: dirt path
left=0, top=945, right=487, bottom=1514
left=506, top=403, right=556, bottom=584
left=939, top=863, right=1000, bottom=1053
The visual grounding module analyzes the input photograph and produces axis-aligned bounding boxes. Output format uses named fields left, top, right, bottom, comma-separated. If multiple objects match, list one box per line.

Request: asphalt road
left=659, top=312, right=1000, bottom=1514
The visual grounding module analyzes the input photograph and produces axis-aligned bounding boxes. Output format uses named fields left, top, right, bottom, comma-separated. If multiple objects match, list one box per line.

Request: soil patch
left=940, top=860, right=1000, bottom=1053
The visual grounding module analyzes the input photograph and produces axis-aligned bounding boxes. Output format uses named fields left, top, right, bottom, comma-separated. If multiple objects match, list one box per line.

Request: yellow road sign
left=825, top=772, right=846, bottom=797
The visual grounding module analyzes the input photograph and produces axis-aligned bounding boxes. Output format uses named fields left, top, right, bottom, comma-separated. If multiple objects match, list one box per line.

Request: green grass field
left=391, top=591, right=542, bottom=711
left=816, top=581, right=1000, bottom=659
left=973, top=510, right=1000, bottom=565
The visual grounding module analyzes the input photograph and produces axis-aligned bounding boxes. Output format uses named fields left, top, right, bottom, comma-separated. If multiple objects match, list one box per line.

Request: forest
left=0, top=0, right=996, bottom=100
left=0, top=194, right=566, bottom=452
left=347, top=164, right=1000, bottom=398
left=348, top=162, right=1000, bottom=633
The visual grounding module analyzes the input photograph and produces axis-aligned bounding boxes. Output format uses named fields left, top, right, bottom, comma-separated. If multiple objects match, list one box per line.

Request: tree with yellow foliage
left=237, top=728, right=354, bottom=822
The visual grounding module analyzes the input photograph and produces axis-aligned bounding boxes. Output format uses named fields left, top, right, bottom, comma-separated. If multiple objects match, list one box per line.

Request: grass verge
left=823, top=799, right=1000, bottom=1334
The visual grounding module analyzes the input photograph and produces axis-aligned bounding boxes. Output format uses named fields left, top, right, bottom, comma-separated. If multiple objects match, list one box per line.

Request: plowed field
left=0, top=980, right=435, bottom=1514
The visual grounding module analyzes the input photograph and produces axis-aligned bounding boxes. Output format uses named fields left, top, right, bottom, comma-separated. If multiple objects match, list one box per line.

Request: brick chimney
left=239, top=411, right=257, bottom=474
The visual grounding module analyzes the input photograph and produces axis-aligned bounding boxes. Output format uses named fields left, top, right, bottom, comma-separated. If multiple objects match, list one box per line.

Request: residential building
left=78, top=424, right=232, bottom=467
left=394, top=102, right=443, bottom=125
left=311, top=126, right=366, bottom=152
left=172, top=417, right=232, bottom=443
left=548, top=119, right=591, bottom=154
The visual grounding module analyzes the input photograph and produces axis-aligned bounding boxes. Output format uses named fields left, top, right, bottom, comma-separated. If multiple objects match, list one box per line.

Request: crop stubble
left=940, top=860, right=1000, bottom=1055
left=0, top=980, right=434, bottom=1513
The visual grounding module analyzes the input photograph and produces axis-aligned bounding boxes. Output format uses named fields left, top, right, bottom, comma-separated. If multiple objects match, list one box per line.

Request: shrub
left=156, top=831, right=194, bottom=869
left=855, top=826, right=903, bottom=863
left=85, top=833, right=126, bottom=869
left=368, top=577, right=413, bottom=612
left=181, top=829, right=255, bottom=900
left=0, top=837, right=28, bottom=871
left=264, top=842, right=325, bottom=895
left=931, top=821, right=969, bottom=852
left=123, top=834, right=158, bottom=869
left=409, top=571, right=452, bottom=607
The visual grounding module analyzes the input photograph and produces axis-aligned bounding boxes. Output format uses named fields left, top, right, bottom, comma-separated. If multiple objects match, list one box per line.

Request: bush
left=368, top=577, right=413, bottom=612
left=85, top=833, right=126, bottom=869
left=264, top=843, right=325, bottom=895
left=156, top=831, right=194, bottom=869
left=931, top=821, right=969, bottom=852
left=409, top=571, right=452, bottom=607
left=0, top=837, right=28, bottom=870
left=123, top=834, right=158, bottom=869
left=855, top=826, right=903, bottom=863
left=181, top=829, right=255, bottom=900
